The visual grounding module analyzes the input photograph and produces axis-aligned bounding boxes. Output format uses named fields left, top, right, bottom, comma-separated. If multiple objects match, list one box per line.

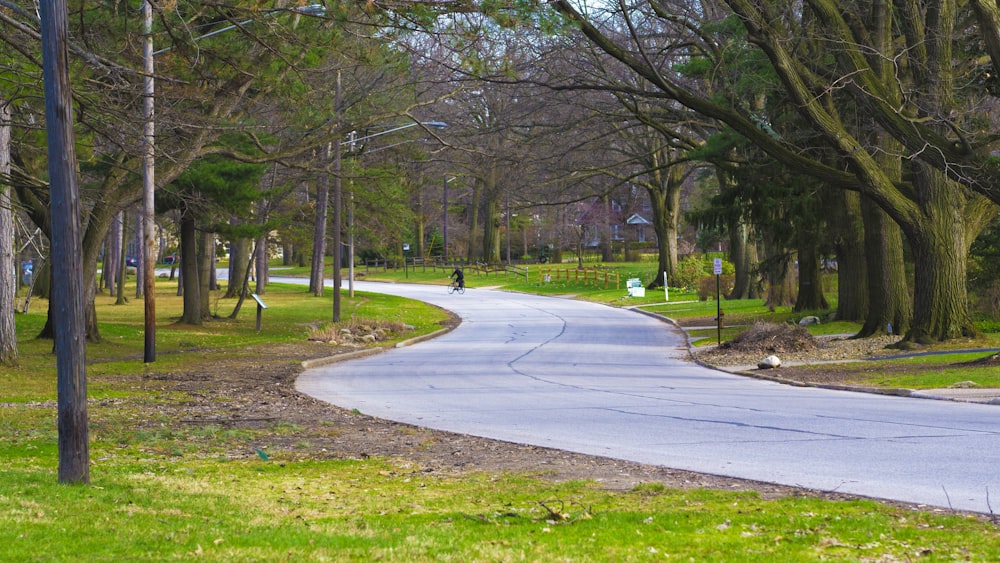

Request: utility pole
left=443, top=175, right=448, bottom=261
left=142, top=0, right=156, bottom=362
left=40, top=0, right=90, bottom=483
left=332, top=70, right=342, bottom=322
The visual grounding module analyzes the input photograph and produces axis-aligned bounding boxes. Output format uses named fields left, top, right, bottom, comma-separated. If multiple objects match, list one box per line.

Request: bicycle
left=448, top=280, right=465, bottom=294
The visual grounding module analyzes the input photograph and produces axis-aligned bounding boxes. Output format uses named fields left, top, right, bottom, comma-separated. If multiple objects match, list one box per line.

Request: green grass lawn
left=4, top=456, right=998, bottom=561
left=5, top=270, right=1000, bottom=559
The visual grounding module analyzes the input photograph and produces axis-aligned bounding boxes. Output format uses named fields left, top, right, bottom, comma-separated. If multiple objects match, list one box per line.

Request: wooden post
left=40, top=0, right=90, bottom=484
left=332, top=71, right=342, bottom=323
left=142, top=0, right=157, bottom=362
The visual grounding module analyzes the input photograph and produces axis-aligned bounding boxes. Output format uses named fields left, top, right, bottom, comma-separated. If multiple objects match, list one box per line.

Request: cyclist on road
left=450, top=267, right=465, bottom=290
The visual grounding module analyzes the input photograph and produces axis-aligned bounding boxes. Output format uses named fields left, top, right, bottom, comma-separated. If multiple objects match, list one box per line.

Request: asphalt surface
left=296, top=281, right=1000, bottom=514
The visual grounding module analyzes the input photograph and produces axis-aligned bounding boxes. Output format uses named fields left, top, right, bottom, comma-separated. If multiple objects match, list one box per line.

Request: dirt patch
left=721, top=322, right=817, bottom=353
left=956, top=353, right=1000, bottom=367
left=103, top=329, right=963, bottom=515
left=125, top=341, right=788, bottom=493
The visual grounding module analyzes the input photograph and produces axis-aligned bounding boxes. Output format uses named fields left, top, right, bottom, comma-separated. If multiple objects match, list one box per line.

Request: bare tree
left=545, top=0, right=998, bottom=342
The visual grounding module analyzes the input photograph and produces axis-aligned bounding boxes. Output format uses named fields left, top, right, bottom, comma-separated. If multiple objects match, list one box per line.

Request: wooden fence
left=360, top=259, right=614, bottom=288
left=537, top=267, right=620, bottom=289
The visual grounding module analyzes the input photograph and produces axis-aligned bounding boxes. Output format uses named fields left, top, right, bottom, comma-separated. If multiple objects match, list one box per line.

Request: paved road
left=296, top=281, right=1000, bottom=513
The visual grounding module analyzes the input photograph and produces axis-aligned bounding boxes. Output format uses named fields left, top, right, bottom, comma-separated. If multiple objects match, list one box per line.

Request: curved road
left=296, top=281, right=1000, bottom=513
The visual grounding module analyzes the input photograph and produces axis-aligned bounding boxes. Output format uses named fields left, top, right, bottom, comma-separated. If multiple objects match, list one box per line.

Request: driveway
left=296, top=281, right=1000, bottom=513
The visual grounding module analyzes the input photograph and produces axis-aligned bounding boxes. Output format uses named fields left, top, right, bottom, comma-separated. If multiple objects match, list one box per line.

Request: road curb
left=300, top=326, right=455, bottom=370
left=634, top=307, right=1000, bottom=406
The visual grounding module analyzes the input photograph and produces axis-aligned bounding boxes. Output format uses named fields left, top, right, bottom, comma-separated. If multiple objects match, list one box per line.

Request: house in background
left=569, top=189, right=658, bottom=256
left=625, top=213, right=653, bottom=244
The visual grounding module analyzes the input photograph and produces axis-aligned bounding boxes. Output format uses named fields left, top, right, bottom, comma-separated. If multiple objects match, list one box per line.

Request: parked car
left=162, top=255, right=179, bottom=265
left=125, top=257, right=138, bottom=267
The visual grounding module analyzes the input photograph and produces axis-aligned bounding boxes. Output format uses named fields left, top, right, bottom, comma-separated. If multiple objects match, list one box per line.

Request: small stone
left=798, top=316, right=821, bottom=326
left=758, top=355, right=782, bottom=369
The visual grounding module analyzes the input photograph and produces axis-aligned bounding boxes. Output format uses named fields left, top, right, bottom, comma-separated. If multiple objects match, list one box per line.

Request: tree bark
left=827, top=190, right=867, bottom=322
left=481, top=162, right=502, bottom=264
left=115, top=211, right=128, bottom=305
left=645, top=164, right=683, bottom=289
left=856, top=196, right=911, bottom=337
left=0, top=99, right=16, bottom=366
left=793, top=227, right=828, bottom=311
left=255, top=231, right=268, bottom=295
left=226, top=238, right=250, bottom=299
left=903, top=165, right=995, bottom=342
left=600, top=195, right=613, bottom=262
left=415, top=184, right=426, bottom=259
left=40, top=0, right=89, bottom=484
left=483, top=196, right=502, bottom=264
left=310, top=165, right=329, bottom=296
left=198, top=230, right=214, bottom=319
left=762, top=231, right=795, bottom=308
left=107, top=214, right=120, bottom=297
left=135, top=208, right=144, bottom=300
left=467, top=179, right=481, bottom=263
left=728, top=217, right=761, bottom=300
left=179, top=212, right=201, bottom=325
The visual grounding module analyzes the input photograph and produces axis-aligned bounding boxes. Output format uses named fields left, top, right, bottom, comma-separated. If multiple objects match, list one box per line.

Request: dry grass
left=720, top=321, right=818, bottom=354
left=307, top=316, right=410, bottom=344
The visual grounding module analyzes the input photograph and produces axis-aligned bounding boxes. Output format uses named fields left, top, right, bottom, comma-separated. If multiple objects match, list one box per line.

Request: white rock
left=758, top=355, right=782, bottom=369
left=798, top=316, right=821, bottom=325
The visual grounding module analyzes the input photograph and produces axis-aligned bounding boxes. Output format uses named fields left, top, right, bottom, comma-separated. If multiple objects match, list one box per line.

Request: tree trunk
left=902, top=165, right=995, bottom=342
left=828, top=190, right=867, bottom=322
left=228, top=244, right=256, bottom=320
left=762, top=231, right=795, bottom=308
left=198, top=230, right=213, bottom=319
left=226, top=238, right=250, bottom=299
left=415, top=186, right=426, bottom=259
left=255, top=232, right=268, bottom=295
left=856, top=196, right=911, bottom=337
left=600, top=195, right=613, bottom=262
left=40, top=0, right=90, bottom=483
left=115, top=211, right=128, bottom=305
left=310, top=170, right=329, bottom=296
left=481, top=162, right=502, bottom=264
left=135, top=208, right=144, bottom=299
left=793, top=227, right=828, bottom=311
left=107, top=214, right=120, bottom=297
left=482, top=195, right=502, bottom=264
left=467, top=180, right=481, bottom=262
left=0, top=99, right=16, bottom=366
left=645, top=165, right=683, bottom=289
left=728, top=217, right=761, bottom=300
left=179, top=212, right=201, bottom=325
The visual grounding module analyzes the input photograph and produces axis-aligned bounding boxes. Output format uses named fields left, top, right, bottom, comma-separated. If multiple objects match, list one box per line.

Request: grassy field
left=4, top=267, right=1000, bottom=560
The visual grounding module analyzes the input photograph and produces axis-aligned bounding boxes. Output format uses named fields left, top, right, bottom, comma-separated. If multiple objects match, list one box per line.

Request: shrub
left=674, top=256, right=708, bottom=289
left=698, top=274, right=734, bottom=301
